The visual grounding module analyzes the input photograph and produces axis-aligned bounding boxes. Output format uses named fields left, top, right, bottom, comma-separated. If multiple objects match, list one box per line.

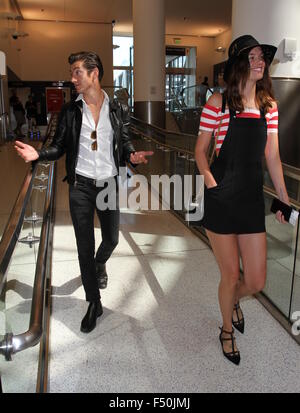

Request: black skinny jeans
left=69, top=175, right=119, bottom=302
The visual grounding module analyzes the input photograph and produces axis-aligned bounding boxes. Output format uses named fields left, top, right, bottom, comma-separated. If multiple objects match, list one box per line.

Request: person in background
left=115, top=87, right=130, bottom=106
left=25, top=95, right=38, bottom=134
left=15, top=51, right=153, bottom=334
left=10, top=91, right=26, bottom=137
left=195, top=35, right=289, bottom=365
left=201, top=76, right=209, bottom=87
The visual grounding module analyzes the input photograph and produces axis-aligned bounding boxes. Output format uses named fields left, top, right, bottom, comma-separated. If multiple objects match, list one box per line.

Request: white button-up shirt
left=75, top=91, right=117, bottom=180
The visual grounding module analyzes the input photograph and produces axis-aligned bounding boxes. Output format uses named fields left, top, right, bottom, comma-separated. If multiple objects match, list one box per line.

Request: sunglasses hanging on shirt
left=91, top=130, right=97, bottom=151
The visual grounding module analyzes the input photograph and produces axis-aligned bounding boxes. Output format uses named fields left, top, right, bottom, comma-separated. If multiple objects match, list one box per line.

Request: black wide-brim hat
left=223, top=35, right=277, bottom=83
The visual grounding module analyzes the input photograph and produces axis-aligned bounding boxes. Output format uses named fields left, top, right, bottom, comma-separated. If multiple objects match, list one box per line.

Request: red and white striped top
left=199, top=103, right=278, bottom=154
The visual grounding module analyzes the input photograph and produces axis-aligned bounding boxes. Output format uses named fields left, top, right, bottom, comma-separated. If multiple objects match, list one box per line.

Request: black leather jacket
left=38, top=98, right=135, bottom=185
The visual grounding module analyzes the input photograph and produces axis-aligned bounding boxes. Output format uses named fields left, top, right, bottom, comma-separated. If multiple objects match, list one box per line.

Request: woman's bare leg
left=236, top=232, right=267, bottom=301
left=206, top=230, right=240, bottom=354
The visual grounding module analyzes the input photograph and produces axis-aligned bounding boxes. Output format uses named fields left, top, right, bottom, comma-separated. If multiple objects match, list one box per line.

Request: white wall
left=18, top=21, right=113, bottom=85
left=232, top=0, right=300, bottom=78
left=1, top=18, right=113, bottom=86
left=0, top=0, right=22, bottom=78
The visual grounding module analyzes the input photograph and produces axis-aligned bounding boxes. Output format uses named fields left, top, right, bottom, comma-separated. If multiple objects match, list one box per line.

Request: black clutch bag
left=270, top=198, right=299, bottom=226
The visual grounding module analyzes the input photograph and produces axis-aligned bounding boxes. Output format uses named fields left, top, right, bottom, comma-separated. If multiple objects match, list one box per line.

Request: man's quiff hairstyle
left=68, top=51, right=104, bottom=82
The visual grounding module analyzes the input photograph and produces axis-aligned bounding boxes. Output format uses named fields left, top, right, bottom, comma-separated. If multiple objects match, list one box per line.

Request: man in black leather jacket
left=15, top=51, right=153, bottom=333
left=34, top=90, right=136, bottom=186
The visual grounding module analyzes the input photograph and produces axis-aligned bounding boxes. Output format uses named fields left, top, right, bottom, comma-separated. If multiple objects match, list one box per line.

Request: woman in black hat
left=195, top=35, right=289, bottom=365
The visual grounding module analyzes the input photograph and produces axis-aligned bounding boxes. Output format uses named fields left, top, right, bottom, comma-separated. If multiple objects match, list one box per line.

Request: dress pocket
left=206, top=177, right=224, bottom=191
left=206, top=184, right=219, bottom=191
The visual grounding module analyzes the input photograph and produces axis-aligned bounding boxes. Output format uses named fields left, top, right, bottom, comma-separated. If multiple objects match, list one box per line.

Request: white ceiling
left=16, top=0, right=232, bottom=37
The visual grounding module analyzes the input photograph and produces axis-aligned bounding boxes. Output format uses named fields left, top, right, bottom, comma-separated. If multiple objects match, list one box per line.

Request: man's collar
left=75, top=93, right=83, bottom=102
left=75, top=90, right=109, bottom=104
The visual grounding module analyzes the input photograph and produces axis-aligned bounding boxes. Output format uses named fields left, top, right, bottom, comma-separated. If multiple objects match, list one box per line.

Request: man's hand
left=130, top=151, right=154, bottom=164
left=14, top=140, right=39, bottom=163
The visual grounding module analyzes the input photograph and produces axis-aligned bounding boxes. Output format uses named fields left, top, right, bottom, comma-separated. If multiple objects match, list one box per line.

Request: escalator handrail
left=130, top=125, right=195, bottom=157
left=131, top=117, right=300, bottom=179
left=0, top=167, right=37, bottom=295
left=282, top=163, right=300, bottom=182
left=263, top=185, right=300, bottom=210
left=131, top=121, right=300, bottom=208
left=130, top=116, right=198, bottom=139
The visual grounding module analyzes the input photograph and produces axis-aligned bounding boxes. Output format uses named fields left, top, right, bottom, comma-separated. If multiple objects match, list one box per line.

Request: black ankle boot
left=95, top=262, right=108, bottom=289
left=80, top=300, right=103, bottom=333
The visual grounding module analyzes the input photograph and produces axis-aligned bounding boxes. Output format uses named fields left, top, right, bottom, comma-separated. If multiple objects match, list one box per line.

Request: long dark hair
left=224, top=49, right=275, bottom=114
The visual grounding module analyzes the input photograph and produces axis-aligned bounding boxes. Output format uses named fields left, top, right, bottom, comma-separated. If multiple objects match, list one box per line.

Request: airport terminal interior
left=0, top=0, right=299, bottom=394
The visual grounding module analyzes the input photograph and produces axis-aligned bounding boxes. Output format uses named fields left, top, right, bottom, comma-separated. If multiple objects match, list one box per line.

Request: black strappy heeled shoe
left=219, top=327, right=240, bottom=365
left=232, top=302, right=244, bottom=334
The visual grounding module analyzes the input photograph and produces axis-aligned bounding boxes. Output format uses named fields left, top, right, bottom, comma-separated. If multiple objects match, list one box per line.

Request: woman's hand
left=14, top=140, right=39, bottom=163
left=130, top=151, right=154, bottom=164
left=275, top=210, right=287, bottom=224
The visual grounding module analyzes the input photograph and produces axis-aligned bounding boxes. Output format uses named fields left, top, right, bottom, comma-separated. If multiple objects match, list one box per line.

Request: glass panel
left=0, top=162, right=49, bottom=392
left=165, top=47, right=196, bottom=113
left=113, top=36, right=134, bottom=109
left=262, top=162, right=300, bottom=318
left=290, top=220, right=300, bottom=323
left=166, top=74, right=187, bottom=112
left=113, top=69, right=133, bottom=109
left=130, top=121, right=198, bottom=223
left=0, top=145, right=30, bottom=241
left=0, top=237, right=40, bottom=393
left=263, top=192, right=298, bottom=316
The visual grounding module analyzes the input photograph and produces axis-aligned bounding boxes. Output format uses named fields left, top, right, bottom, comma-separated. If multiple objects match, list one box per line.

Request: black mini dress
left=202, top=95, right=267, bottom=234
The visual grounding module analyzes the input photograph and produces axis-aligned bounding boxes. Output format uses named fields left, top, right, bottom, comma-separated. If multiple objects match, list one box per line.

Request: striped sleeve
left=199, top=104, right=219, bottom=132
left=266, top=106, right=278, bottom=134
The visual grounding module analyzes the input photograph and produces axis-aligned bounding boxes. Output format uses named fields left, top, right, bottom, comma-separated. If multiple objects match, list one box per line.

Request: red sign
left=46, top=88, right=64, bottom=113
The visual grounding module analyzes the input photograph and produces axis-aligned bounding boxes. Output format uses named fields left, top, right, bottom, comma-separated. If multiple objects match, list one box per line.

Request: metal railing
left=130, top=116, right=198, bottom=154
